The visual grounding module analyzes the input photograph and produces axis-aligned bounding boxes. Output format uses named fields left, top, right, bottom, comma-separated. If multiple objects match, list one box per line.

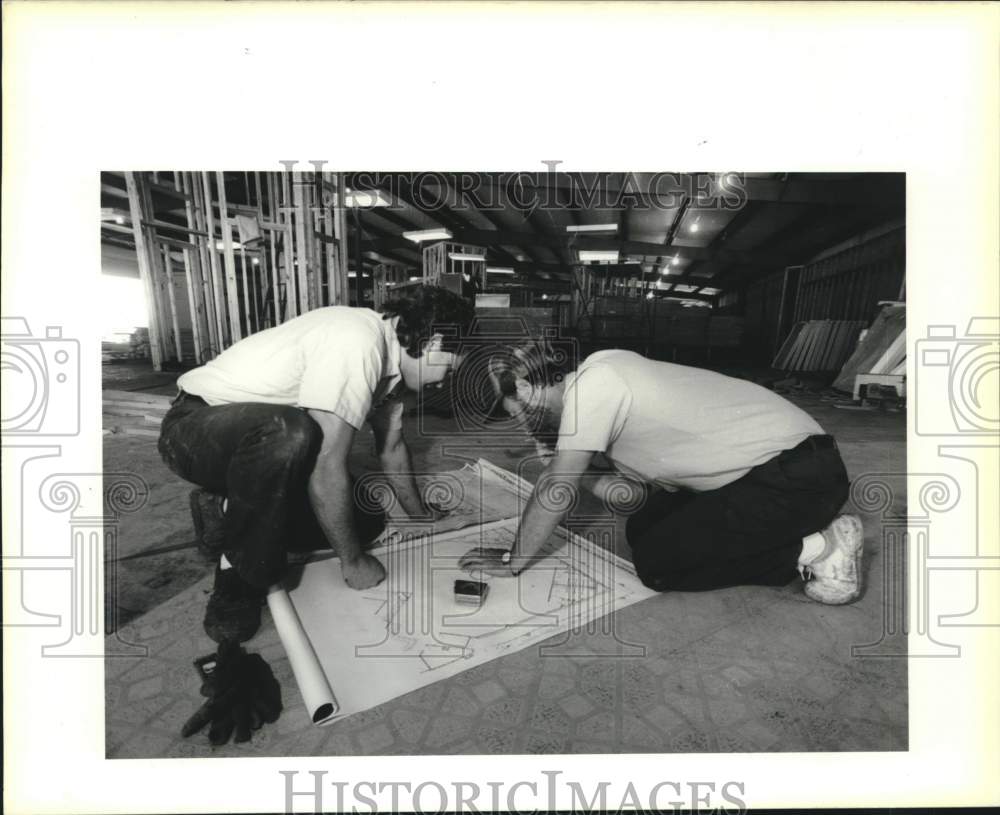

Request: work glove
left=181, top=638, right=282, bottom=745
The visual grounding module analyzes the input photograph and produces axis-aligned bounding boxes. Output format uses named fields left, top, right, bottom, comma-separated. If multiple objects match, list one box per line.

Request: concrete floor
left=103, top=362, right=907, bottom=757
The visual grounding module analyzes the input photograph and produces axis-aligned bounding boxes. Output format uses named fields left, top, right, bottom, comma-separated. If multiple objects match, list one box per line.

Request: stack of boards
left=772, top=319, right=868, bottom=373
left=102, top=389, right=172, bottom=438
left=832, top=304, right=906, bottom=394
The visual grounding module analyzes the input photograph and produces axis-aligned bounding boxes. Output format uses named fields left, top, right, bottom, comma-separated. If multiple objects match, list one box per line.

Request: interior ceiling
left=100, top=171, right=904, bottom=299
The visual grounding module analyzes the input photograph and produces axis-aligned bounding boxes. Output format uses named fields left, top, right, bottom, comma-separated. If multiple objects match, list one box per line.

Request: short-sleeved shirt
left=556, top=350, right=824, bottom=492
left=176, top=307, right=402, bottom=430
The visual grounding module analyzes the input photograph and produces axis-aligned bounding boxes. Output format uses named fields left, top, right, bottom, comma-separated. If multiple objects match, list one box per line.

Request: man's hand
left=458, top=547, right=515, bottom=577
left=342, top=552, right=386, bottom=590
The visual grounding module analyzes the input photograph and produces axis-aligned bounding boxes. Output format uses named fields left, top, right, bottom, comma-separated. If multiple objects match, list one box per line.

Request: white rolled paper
left=266, top=586, right=339, bottom=725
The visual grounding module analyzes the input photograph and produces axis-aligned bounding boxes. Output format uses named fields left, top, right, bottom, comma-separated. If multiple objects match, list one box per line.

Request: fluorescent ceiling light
left=403, top=228, right=453, bottom=243
left=565, top=223, right=618, bottom=233
left=409, top=276, right=422, bottom=282
left=448, top=252, right=485, bottom=262
left=578, top=250, right=619, bottom=263
left=344, top=189, right=391, bottom=207
left=215, top=240, right=243, bottom=251
left=700, top=287, right=721, bottom=295
left=486, top=267, right=515, bottom=275
left=348, top=272, right=357, bottom=278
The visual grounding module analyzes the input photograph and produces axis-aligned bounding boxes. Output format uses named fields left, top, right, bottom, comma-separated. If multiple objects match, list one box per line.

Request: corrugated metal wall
left=742, top=224, right=905, bottom=361
left=792, top=226, right=905, bottom=322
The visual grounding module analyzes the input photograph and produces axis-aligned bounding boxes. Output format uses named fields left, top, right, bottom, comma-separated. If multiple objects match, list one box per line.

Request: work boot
left=799, top=514, right=865, bottom=605
left=190, top=488, right=226, bottom=558
left=203, top=564, right=265, bottom=643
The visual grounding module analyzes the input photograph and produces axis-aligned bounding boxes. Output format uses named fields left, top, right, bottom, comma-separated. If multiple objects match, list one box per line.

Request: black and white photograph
left=101, top=170, right=908, bottom=759
left=3, top=3, right=998, bottom=814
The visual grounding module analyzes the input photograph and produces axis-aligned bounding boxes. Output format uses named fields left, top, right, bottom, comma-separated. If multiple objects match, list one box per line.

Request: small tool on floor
left=454, top=579, right=489, bottom=606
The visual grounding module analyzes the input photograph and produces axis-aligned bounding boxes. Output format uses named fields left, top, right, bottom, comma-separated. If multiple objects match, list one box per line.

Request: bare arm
left=306, top=409, right=385, bottom=590
left=459, top=449, right=595, bottom=576
left=369, top=399, right=429, bottom=520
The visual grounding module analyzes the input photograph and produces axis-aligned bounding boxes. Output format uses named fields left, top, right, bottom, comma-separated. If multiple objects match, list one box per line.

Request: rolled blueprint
left=266, top=586, right=339, bottom=724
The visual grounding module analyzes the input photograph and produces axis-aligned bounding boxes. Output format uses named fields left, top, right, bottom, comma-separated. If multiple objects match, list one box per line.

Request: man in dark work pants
left=461, top=343, right=863, bottom=605
left=159, top=287, right=475, bottom=642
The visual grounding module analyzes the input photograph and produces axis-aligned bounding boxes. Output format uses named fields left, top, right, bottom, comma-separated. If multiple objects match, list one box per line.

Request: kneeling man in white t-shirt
left=461, top=340, right=864, bottom=606
left=159, top=287, right=475, bottom=644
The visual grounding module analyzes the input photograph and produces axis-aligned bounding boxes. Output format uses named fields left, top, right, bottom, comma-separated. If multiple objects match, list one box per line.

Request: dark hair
left=489, top=337, right=579, bottom=396
left=380, top=286, right=476, bottom=356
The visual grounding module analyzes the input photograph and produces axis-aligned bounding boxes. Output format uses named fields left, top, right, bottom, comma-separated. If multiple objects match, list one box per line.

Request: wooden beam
left=140, top=178, right=178, bottom=363
left=200, top=172, right=228, bottom=349
left=292, top=171, right=312, bottom=313
left=123, top=172, right=165, bottom=370
left=161, top=244, right=184, bottom=361
left=333, top=172, right=351, bottom=306
left=139, top=219, right=209, bottom=238
left=216, top=171, right=242, bottom=342
left=281, top=172, right=297, bottom=318
left=180, top=173, right=207, bottom=363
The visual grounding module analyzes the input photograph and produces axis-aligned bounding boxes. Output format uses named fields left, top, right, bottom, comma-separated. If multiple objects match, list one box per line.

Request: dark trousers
left=625, top=436, right=849, bottom=592
left=158, top=392, right=386, bottom=589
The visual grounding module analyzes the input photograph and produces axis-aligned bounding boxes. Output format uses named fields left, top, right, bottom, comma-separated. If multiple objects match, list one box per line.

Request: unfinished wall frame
left=422, top=240, right=486, bottom=297
left=372, top=263, right=419, bottom=310
left=121, top=171, right=353, bottom=371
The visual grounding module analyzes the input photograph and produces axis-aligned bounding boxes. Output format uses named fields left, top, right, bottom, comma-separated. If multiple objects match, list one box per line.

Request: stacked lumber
left=102, top=389, right=173, bottom=438
left=772, top=319, right=867, bottom=373
left=832, top=305, right=905, bottom=392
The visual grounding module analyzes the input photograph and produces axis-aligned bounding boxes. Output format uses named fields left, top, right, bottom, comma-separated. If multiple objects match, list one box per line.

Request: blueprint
left=271, top=460, right=656, bottom=725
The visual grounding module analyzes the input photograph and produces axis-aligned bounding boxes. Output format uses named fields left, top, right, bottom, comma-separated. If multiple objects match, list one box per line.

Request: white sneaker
left=799, top=514, right=864, bottom=605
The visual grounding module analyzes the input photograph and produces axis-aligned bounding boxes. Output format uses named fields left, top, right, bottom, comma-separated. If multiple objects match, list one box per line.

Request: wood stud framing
left=122, top=171, right=352, bottom=371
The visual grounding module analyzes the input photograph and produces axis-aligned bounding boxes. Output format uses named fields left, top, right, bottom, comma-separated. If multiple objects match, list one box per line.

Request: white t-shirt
left=557, top=350, right=824, bottom=492
left=177, top=307, right=402, bottom=430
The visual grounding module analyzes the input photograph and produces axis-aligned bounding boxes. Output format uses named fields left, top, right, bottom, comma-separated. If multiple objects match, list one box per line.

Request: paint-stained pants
left=625, top=436, right=850, bottom=591
left=158, top=392, right=385, bottom=589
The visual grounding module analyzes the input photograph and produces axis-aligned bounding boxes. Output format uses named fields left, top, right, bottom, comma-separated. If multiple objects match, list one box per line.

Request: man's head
left=380, top=286, right=476, bottom=391
left=488, top=338, right=579, bottom=452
